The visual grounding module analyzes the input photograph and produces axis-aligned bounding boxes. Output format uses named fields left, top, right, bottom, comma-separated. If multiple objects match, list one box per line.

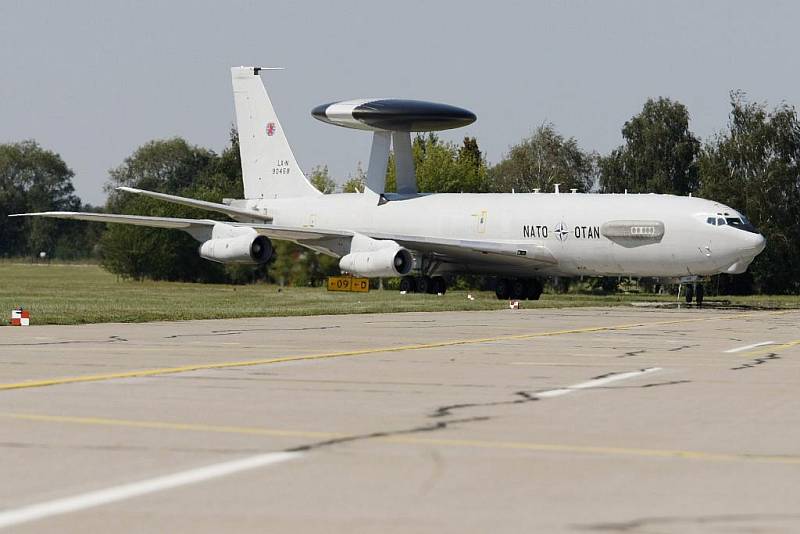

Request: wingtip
left=8, top=211, right=80, bottom=217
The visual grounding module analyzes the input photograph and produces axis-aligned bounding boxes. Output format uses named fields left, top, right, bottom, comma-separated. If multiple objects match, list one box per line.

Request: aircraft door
left=475, top=210, right=487, bottom=234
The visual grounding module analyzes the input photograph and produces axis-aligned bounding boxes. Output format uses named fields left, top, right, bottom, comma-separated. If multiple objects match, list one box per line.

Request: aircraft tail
left=231, top=67, right=320, bottom=199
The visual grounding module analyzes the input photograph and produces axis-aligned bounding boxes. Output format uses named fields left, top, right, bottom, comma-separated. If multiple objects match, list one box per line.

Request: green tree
left=385, top=134, right=490, bottom=193
left=490, top=124, right=594, bottom=193
left=699, top=92, right=800, bottom=294
left=100, top=137, right=246, bottom=282
left=417, top=134, right=490, bottom=193
left=600, top=97, right=700, bottom=194
left=309, top=165, right=336, bottom=193
left=342, top=162, right=366, bottom=193
left=0, top=140, right=87, bottom=258
left=269, top=240, right=338, bottom=286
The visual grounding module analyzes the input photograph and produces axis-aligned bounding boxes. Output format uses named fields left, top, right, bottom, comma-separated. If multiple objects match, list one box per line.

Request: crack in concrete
left=430, top=391, right=538, bottom=418
left=667, top=344, right=699, bottom=352
left=364, top=324, right=492, bottom=329
left=577, top=512, right=800, bottom=532
left=590, top=371, right=621, bottom=380
left=163, top=326, right=340, bottom=339
left=363, top=320, right=437, bottom=324
left=731, top=352, right=780, bottom=371
left=285, top=416, right=491, bottom=453
left=0, top=336, right=127, bottom=347
left=427, top=373, right=686, bottom=419
left=637, top=380, right=691, bottom=388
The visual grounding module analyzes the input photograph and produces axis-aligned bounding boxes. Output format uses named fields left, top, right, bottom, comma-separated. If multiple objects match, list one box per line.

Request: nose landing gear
left=682, top=282, right=705, bottom=306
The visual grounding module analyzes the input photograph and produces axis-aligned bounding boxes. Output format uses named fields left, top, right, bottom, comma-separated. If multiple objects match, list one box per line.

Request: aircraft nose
left=752, top=233, right=767, bottom=254
left=741, top=233, right=766, bottom=256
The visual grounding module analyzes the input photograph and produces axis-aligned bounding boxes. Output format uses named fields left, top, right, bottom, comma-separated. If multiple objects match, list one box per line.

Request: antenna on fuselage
left=311, top=99, right=476, bottom=196
left=554, top=183, right=560, bottom=194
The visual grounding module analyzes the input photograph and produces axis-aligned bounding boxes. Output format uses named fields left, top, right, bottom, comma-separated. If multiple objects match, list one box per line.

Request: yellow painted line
left=0, top=310, right=794, bottom=392
left=0, top=412, right=338, bottom=439
left=382, top=435, right=800, bottom=465
left=3, top=411, right=799, bottom=466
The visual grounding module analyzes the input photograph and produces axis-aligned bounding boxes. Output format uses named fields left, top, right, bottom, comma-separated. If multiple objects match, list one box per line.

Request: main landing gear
left=400, top=275, right=447, bottom=295
left=684, top=283, right=704, bottom=306
left=495, top=278, right=543, bottom=300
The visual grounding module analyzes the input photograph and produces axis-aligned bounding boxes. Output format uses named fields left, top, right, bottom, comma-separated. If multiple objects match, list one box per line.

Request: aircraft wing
left=10, top=211, right=554, bottom=266
left=8, top=211, right=351, bottom=242
left=9, top=211, right=213, bottom=230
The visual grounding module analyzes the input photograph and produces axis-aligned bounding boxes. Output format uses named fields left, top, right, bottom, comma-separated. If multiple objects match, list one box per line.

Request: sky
left=1, top=0, right=799, bottom=205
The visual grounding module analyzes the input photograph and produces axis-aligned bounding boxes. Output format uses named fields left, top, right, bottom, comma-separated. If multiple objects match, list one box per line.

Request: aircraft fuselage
left=235, top=191, right=766, bottom=279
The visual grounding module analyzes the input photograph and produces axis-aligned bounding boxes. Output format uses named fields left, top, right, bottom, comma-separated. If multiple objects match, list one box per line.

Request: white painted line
left=0, top=452, right=301, bottom=530
left=723, top=341, right=775, bottom=353
left=536, top=367, right=662, bottom=398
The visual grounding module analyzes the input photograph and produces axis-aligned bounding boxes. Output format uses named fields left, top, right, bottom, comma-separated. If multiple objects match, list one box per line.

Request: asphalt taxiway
left=1, top=306, right=799, bottom=533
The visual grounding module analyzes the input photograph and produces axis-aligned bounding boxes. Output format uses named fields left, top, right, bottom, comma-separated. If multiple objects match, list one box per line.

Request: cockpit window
left=726, top=217, right=759, bottom=233
left=705, top=213, right=760, bottom=233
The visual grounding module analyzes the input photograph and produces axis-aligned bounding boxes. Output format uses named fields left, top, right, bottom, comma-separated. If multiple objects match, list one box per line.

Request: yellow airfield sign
left=327, top=276, right=370, bottom=293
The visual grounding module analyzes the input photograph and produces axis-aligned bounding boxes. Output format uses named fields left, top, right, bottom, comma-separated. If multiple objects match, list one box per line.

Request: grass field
left=0, top=263, right=798, bottom=325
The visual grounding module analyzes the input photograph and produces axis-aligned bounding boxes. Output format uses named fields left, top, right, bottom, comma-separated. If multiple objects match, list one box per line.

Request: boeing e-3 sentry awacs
left=12, top=66, right=766, bottom=301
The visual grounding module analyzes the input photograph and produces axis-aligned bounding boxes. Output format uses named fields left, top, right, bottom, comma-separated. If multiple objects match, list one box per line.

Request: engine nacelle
left=199, top=234, right=273, bottom=264
left=339, top=246, right=413, bottom=277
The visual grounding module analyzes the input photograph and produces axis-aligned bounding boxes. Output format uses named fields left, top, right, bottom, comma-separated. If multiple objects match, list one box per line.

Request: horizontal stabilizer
left=117, top=187, right=272, bottom=222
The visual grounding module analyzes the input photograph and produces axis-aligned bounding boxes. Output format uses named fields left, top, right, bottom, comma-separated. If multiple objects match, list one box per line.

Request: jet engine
left=198, top=223, right=274, bottom=264
left=199, top=232, right=273, bottom=264
left=339, top=244, right=413, bottom=277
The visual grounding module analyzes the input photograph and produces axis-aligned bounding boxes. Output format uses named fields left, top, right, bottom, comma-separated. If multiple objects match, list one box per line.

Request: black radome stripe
left=311, top=99, right=476, bottom=132
left=353, top=99, right=475, bottom=131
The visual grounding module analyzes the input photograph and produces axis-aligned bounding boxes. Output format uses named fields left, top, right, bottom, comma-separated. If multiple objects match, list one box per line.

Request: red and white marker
left=11, top=308, right=30, bottom=326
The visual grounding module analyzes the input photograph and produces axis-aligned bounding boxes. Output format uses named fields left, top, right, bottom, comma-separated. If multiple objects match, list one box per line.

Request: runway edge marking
left=0, top=452, right=301, bottom=530
left=1, top=310, right=794, bottom=392
left=724, top=341, right=775, bottom=353
left=536, top=367, right=661, bottom=398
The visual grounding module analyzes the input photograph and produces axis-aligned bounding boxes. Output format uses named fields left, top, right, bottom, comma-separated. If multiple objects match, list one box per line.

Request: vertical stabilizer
left=231, top=67, right=320, bottom=199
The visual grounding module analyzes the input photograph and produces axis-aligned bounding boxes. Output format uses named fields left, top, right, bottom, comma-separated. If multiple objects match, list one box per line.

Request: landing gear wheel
left=685, top=284, right=694, bottom=304
left=525, top=279, right=543, bottom=301
left=399, top=276, right=416, bottom=293
left=431, top=276, right=447, bottom=295
left=695, top=284, right=704, bottom=306
left=511, top=279, right=526, bottom=300
left=416, top=276, right=432, bottom=294
left=495, top=278, right=511, bottom=300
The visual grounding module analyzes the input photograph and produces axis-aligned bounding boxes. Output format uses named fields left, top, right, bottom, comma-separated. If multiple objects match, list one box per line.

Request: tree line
left=2, top=93, right=798, bottom=293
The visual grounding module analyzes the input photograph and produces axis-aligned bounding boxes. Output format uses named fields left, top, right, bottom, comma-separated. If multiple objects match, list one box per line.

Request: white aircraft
left=12, top=67, right=766, bottom=303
